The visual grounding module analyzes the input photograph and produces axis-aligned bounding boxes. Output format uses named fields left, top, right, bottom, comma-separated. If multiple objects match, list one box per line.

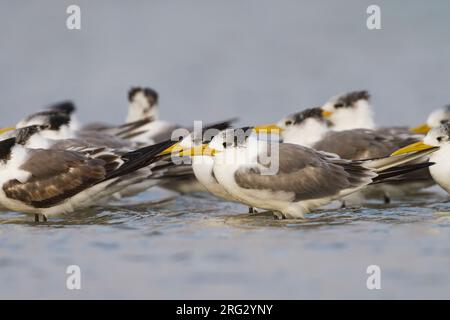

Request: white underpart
left=0, top=146, right=34, bottom=213
left=280, top=118, right=328, bottom=147
left=428, top=145, right=450, bottom=193
left=25, top=133, right=54, bottom=149
left=192, top=155, right=237, bottom=201
left=211, top=139, right=371, bottom=219
left=126, top=91, right=159, bottom=123
left=40, top=125, right=75, bottom=140
left=324, top=99, right=375, bottom=131
left=423, top=130, right=450, bottom=193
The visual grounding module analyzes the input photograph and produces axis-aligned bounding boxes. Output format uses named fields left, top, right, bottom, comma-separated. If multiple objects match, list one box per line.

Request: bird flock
left=0, top=88, right=449, bottom=222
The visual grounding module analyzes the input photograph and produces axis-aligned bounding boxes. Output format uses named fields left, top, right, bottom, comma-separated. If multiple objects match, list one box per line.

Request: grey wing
left=313, top=129, right=411, bottom=160
left=374, top=126, right=413, bottom=137
left=75, top=131, right=135, bottom=149
left=149, top=124, right=183, bottom=143
left=234, top=143, right=375, bottom=201
left=81, top=122, right=115, bottom=132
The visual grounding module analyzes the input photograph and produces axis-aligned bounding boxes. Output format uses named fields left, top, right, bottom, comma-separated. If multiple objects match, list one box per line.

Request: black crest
left=335, top=90, right=370, bottom=108
left=292, top=107, right=324, bottom=124
left=128, top=87, right=159, bottom=105
left=47, top=114, right=71, bottom=130
left=0, top=137, right=16, bottom=161
left=48, top=101, right=76, bottom=115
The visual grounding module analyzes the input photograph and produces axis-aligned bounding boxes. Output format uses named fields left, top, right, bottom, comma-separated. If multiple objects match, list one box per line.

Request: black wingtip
left=105, top=139, right=178, bottom=181
left=202, top=118, right=238, bottom=133
left=371, top=162, right=434, bottom=184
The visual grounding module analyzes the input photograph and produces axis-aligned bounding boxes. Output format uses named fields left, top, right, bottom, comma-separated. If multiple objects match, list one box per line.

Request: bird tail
left=370, top=162, right=435, bottom=184
left=362, top=147, right=438, bottom=172
left=104, top=139, right=178, bottom=181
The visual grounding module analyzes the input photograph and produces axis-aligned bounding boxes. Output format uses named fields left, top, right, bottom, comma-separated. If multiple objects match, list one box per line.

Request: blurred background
left=1, top=0, right=449, bottom=127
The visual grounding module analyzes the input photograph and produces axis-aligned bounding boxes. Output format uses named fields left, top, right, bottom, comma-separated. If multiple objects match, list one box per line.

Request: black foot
left=383, top=195, right=391, bottom=204
left=341, top=201, right=347, bottom=209
left=248, top=207, right=254, bottom=214
left=34, top=214, right=48, bottom=222
left=273, top=212, right=285, bottom=220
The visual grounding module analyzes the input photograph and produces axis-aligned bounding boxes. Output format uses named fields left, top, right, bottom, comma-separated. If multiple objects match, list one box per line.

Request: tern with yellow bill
left=183, top=127, right=437, bottom=219
left=258, top=107, right=435, bottom=203
left=393, top=123, right=450, bottom=193
left=410, top=105, right=450, bottom=134
left=320, top=90, right=413, bottom=137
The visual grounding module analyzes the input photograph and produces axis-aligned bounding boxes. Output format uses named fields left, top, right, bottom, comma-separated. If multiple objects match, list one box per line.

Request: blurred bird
left=0, top=126, right=177, bottom=221
left=81, top=86, right=239, bottom=194
left=320, top=90, right=412, bottom=137
left=82, top=87, right=182, bottom=144
left=258, top=107, right=435, bottom=203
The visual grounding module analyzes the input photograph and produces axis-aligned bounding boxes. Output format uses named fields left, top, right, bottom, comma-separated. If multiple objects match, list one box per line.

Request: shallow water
left=1, top=0, right=450, bottom=299
left=1, top=187, right=450, bottom=299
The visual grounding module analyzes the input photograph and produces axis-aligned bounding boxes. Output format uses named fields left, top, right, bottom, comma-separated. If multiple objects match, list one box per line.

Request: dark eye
left=285, top=120, right=292, bottom=126
left=441, top=120, right=449, bottom=124
left=334, top=103, right=344, bottom=109
left=437, top=137, right=443, bottom=142
left=222, top=142, right=227, bottom=149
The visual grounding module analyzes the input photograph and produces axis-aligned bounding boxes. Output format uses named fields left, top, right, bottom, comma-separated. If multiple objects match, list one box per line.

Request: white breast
left=429, top=146, right=450, bottom=193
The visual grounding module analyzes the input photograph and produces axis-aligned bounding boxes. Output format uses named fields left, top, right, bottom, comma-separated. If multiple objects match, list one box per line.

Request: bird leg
left=248, top=207, right=258, bottom=214
left=34, top=214, right=48, bottom=223
left=383, top=194, right=391, bottom=204
left=273, top=211, right=285, bottom=220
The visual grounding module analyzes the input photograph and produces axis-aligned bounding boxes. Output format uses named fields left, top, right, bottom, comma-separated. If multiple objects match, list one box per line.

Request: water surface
left=1, top=187, right=450, bottom=299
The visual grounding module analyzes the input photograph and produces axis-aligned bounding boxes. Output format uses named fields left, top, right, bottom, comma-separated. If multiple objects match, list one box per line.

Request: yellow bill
left=391, top=141, right=435, bottom=156
left=0, top=127, right=15, bottom=135
left=410, top=123, right=431, bottom=134
left=253, top=124, right=284, bottom=133
left=322, top=110, right=333, bottom=117
left=160, top=143, right=217, bottom=157
left=159, top=142, right=184, bottom=156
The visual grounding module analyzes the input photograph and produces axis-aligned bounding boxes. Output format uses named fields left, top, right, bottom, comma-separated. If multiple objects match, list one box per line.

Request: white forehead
left=428, top=124, right=450, bottom=138
left=132, top=91, right=152, bottom=107
left=16, top=115, right=47, bottom=128
left=427, top=107, right=450, bottom=127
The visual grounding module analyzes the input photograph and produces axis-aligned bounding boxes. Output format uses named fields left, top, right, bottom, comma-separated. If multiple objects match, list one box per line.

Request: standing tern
left=0, top=126, right=177, bottom=221
left=183, top=127, right=436, bottom=219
